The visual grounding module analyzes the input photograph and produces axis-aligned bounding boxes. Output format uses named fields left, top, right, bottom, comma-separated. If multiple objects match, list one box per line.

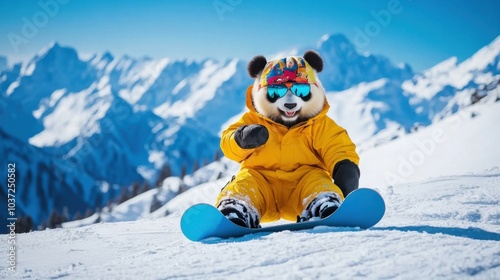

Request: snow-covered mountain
left=1, top=34, right=498, bottom=231
left=314, top=34, right=414, bottom=91
left=2, top=43, right=222, bottom=182
left=0, top=127, right=121, bottom=227
left=403, top=36, right=500, bottom=122
left=327, top=78, right=426, bottom=144
left=325, top=35, right=500, bottom=145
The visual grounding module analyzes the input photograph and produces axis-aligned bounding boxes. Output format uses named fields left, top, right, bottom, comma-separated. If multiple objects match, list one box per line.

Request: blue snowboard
left=180, top=188, right=385, bottom=242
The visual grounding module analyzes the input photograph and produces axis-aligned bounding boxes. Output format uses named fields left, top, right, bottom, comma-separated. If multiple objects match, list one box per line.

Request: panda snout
left=284, top=103, right=297, bottom=110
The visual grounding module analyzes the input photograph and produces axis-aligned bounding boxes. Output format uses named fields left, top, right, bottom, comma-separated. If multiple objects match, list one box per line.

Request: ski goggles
left=267, top=83, right=311, bottom=99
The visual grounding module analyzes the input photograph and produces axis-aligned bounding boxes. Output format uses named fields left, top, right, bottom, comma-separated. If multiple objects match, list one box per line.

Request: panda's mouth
left=279, top=109, right=299, bottom=118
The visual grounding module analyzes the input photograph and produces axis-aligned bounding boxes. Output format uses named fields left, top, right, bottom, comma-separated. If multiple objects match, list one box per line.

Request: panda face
left=247, top=51, right=326, bottom=128
left=252, top=79, right=326, bottom=128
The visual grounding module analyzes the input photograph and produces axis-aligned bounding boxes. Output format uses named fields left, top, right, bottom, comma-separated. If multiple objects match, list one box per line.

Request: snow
left=153, top=58, right=239, bottom=119
left=148, top=150, right=166, bottom=169
left=402, top=57, right=457, bottom=100
left=326, top=79, right=387, bottom=143
left=460, top=36, right=500, bottom=73
left=32, top=88, right=66, bottom=119
left=117, top=58, right=170, bottom=104
left=5, top=80, right=19, bottom=96
left=29, top=85, right=112, bottom=147
left=172, top=78, right=187, bottom=95
left=326, top=77, right=423, bottom=145
left=360, top=101, right=500, bottom=188
left=2, top=172, right=499, bottom=279
left=61, top=213, right=100, bottom=229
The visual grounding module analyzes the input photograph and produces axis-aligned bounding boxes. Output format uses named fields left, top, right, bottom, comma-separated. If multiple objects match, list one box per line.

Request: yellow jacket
left=221, top=86, right=359, bottom=176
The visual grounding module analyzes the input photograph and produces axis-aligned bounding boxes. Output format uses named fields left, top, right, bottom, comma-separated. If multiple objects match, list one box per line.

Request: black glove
left=234, top=124, right=269, bottom=149
left=333, top=159, right=360, bottom=197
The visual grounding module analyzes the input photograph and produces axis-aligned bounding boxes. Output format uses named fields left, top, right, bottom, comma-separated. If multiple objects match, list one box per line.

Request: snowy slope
left=360, top=97, right=500, bottom=188
left=2, top=172, right=499, bottom=279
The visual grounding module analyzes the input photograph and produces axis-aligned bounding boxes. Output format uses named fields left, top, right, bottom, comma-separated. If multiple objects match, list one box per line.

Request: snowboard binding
left=217, top=198, right=261, bottom=228
left=297, top=192, right=342, bottom=223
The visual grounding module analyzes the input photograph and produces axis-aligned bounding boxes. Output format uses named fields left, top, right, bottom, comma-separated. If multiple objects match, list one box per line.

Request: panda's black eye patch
left=266, top=93, right=279, bottom=103
left=300, top=93, right=312, bottom=102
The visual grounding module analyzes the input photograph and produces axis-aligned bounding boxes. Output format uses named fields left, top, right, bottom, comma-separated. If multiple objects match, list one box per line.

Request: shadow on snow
left=201, top=225, right=500, bottom=243
left=373, top=226, right=500, bottom=241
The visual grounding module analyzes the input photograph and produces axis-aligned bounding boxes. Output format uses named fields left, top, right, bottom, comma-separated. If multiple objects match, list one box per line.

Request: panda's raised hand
left=234, top=124, right=269, bottom=149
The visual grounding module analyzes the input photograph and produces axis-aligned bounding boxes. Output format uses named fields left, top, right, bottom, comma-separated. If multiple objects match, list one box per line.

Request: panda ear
left=247, top=55, right=267, bottom=78
left=303, top=50, right=323, bottom=73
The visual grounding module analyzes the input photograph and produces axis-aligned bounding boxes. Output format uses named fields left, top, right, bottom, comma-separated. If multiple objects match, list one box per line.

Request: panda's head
left=248, top=50, right=326, bottom=128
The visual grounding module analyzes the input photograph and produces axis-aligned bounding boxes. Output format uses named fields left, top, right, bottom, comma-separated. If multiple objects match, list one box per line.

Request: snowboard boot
left=217, top=198, right=260, bottom=228
left=297, top=192, right=342, bottom=223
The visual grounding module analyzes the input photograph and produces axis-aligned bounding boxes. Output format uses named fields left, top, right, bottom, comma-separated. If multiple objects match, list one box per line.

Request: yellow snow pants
left=216, top=165, right=344, bottom=222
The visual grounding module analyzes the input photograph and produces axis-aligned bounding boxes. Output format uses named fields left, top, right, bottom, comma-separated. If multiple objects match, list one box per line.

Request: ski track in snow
left=2, top=173, right=499, bottom=279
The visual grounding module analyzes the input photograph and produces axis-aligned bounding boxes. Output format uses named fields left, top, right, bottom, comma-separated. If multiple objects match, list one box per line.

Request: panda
left=216, top=50, right=360, bottom=228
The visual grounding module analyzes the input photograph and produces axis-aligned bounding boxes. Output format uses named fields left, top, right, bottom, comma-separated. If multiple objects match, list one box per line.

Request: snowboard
left=180, top=188, right=385, bottom=242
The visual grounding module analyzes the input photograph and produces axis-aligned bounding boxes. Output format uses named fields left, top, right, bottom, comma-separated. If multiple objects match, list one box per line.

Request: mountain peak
left=95, top=51, right=114, bottom=62
left=35, top=41, right=80, bottom=64
left=10, top=41, right=97, bottom=107
left=89, top=51, right=115, bottom=70
left=317, top=33, right=353, bottom=49
left=38, top=41, right=61, bottom=56
left=312, top=33, right=413, bottom=91
left=102, top=51, right=114, bottom=61
left=46, top=41, right=61, bottom=49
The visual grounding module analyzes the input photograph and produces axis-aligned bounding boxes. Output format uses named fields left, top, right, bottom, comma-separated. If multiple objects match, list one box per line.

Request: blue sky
left=0, top=0, right=499, bottom=71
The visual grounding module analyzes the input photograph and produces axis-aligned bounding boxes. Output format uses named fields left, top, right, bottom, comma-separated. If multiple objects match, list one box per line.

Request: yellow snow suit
left=216, top=86, right=359, bottom=222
